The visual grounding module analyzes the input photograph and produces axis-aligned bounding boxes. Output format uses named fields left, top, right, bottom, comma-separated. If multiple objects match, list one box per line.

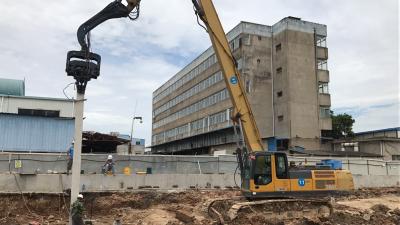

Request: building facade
left=0, top=78, right=75, bottom=152
left=151, top=17, right=332, bottom=154
left=332, top=127, right=400, bottom=161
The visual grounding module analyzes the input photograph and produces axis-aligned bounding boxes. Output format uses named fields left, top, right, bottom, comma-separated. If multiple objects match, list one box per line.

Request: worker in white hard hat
left=102, top=155, right=115, bottom=175
left=71, top=193, right=85, bottom=225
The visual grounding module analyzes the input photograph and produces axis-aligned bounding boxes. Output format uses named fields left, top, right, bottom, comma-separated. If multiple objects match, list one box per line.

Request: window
left=278, top=115, right=284, bottom=122
left=321, top=130, right=332, bottom=138
left=18, top=109, right=60, bottom=118
left=237, top=58, right=243, bottom=70
left=257, top=59, right=261, bottom=64
left=316, top=35, right=327, bottom=47
left=277, top=91, right=283, bottom=97
left=276, top=67, right=282, bottom=74
left=277, top=139, right=289, bottom=151
left=242, top=34, right=251, bottom=45
left=317, top=60, right=328, bottom=70
left=392, top=155, right=400, bottom=160
left=230, top=41, right=235, bottom=51
left=320, top=107, right=331, bottom=118
left=258, top=36, right=262, bottom=41
left=276, top=43, right=282, bottom=51
left=275, top=154, right=288, bottom=179
left=253, top=155, right=272, bottom=185
left=245, top=80, right=251, bottom=93
left=319, top=83, right=329, bottom=94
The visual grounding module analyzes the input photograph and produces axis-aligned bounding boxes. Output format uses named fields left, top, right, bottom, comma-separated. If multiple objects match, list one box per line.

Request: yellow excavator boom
left=196, top=0, right=264, bottom=153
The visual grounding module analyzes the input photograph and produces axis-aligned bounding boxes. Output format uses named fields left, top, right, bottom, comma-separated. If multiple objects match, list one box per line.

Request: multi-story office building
left=151, top=17, right=332, bottom=154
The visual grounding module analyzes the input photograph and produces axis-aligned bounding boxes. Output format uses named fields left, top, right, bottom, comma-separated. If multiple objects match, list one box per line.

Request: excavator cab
left=239, top=152, right=289, bottom=198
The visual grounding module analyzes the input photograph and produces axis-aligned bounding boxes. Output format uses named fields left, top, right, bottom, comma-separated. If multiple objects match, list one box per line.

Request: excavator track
left=207, top=197, right=334, bottom=224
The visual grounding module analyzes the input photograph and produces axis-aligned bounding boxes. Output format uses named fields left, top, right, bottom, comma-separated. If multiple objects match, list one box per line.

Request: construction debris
left=0, top=188, right=399, bottom=225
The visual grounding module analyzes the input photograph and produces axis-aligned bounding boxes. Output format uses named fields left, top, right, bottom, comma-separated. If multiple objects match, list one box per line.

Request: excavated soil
left=0, top=187, right=399, bottom=225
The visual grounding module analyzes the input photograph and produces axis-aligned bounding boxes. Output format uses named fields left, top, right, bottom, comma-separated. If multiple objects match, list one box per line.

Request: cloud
left=352, top=103, right=399, bottom=132
left=0, top=0, right=398, bottom=146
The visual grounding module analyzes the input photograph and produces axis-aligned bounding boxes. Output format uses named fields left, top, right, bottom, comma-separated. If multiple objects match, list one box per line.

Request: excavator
left=66, top=0, right=355, bottom=222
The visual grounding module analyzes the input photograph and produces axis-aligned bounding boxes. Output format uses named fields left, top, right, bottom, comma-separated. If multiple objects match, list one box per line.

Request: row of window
left=190, top=118, right=206, bottom=132
left=153, top=72, right=223, bottom=117
left=153, top=54, right=218, bottom=103
left=274, top=82, right=328, bottom=98
left=209, top=110, right=228, bottom=126
left=163, top=124, right=189, bottom=140
left=275, top=106, right=331, bottom=123
left=153, top=89, right=229, bottom=129
left=153, top=33, right=252, bottom=104
left=152, top=109, right=229, bottom=145
left=18, top=108, right=60, bottom=118
left=230, top=34, right=250, bottom=51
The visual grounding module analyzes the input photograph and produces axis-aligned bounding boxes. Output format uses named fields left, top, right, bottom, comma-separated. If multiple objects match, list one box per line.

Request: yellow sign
left=123, top=167, right=131, bottom=175
left=15, top=160, right=22, bottom=169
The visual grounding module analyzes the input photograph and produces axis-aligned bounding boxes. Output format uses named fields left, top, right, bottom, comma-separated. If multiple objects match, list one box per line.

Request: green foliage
left=331, top=112, right=355, bottom=139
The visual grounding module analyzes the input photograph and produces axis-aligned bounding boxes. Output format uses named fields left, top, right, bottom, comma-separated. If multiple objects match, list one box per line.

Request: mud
left=0, top=188, right=399, bottom=225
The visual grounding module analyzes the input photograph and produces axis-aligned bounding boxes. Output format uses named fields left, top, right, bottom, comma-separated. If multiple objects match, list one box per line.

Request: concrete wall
left=353, top=175, right=400, bottom=188
left=1, top=153, right=399, bottom=177
left=0, top=174, right=239, bottom=194
left=0, top=173, right=398, bottom=194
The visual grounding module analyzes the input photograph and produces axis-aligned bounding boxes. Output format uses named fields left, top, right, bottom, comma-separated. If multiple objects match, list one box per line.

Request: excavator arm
left=66, top=0, right=141, bottom=94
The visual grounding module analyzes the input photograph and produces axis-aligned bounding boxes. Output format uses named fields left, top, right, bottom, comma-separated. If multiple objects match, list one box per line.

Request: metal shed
left=0, top=114, right=74, bottom=152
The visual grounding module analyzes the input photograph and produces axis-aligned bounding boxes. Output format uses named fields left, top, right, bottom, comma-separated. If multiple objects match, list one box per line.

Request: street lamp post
left=129, top=116, right=143, bottom=154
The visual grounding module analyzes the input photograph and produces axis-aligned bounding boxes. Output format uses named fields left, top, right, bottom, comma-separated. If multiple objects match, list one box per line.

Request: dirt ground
left=0, top=187, right=399, bottom=225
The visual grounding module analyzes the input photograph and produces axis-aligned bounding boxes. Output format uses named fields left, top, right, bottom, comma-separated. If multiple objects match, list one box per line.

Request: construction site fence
left=0, top=153, right=399, bottom=176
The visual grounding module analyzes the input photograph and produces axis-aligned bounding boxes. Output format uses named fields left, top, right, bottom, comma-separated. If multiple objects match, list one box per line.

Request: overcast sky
left=0, top=0, right=398, bottom=145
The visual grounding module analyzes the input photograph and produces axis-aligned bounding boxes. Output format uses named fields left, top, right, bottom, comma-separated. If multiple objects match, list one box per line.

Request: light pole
left=129, top=116, right=143, bottom=154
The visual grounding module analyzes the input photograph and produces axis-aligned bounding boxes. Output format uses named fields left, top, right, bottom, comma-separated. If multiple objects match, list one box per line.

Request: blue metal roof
left=0, top=114, right=74, bottom=152
left=355, top=127, right=400, bottom=135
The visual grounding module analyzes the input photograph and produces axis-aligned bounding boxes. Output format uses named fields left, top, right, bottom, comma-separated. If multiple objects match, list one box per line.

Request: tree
left=331, top=112, right=355, bottom=139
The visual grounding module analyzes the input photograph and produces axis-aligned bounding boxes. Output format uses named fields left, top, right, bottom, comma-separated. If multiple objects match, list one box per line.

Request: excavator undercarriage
left=206, top=197, right=335, bottom=224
